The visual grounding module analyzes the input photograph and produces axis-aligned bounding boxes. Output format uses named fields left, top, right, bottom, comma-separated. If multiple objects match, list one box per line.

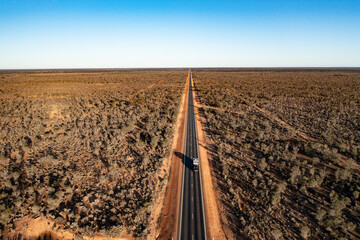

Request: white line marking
left=192, top=213, right=194, bottom=219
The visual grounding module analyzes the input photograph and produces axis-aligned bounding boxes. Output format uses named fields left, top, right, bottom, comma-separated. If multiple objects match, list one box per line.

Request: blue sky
left=0, top=0, right=359, bottom=68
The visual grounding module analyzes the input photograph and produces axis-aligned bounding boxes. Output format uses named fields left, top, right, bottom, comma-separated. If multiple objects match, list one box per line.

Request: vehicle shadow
left=175, top=151, right=193, bottom=170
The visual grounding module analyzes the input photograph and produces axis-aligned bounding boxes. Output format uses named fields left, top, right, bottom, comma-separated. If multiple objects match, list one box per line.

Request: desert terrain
left=0, top=70, right=186, bottom=239
left=192, top=69, right=360, bottom=239
left=1, top=69, right=360, bottom=240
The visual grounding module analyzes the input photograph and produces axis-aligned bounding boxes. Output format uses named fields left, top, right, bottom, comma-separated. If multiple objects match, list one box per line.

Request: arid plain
left=193, top=69, right=360, bottom=239
left=0, top=70, right=185, bottom=239
left=0, top=69, right=359, bottom=239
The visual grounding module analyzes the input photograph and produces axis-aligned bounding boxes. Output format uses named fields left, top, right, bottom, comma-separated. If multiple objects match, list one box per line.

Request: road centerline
left=178, top=71, right=206, bottom=240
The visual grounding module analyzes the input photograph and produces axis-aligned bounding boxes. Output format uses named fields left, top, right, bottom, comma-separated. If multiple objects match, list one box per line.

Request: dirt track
left=201, top=88, right=360, bottom=171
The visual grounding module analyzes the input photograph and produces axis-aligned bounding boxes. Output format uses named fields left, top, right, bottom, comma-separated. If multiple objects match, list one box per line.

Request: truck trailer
left=193, top=157, right=199, bottom=171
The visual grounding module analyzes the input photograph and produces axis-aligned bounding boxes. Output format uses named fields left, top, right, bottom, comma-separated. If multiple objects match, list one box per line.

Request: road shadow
left=175, top=151, right=193, bottom=170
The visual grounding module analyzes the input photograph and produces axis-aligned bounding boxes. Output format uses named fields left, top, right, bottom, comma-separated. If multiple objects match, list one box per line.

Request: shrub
left=271, top=228, right=283, bottom=240
left=315, top=208, right=326, bottom=222
left=300, top=225, right=310, bottom=239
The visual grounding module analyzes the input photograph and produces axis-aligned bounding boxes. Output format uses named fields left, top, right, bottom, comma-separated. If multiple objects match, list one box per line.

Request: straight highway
left=178, top=72, right=206, bottom=240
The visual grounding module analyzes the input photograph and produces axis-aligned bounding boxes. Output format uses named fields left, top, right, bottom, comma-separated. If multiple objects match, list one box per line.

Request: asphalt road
left=178, top=72, right=206, bottom=240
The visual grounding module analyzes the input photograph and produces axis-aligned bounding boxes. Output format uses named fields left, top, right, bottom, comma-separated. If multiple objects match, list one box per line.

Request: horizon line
left=1, top=66, right=360, bottom=72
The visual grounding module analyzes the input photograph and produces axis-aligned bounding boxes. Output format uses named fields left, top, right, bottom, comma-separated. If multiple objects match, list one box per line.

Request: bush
left=300, top=225, right=310, bottom=239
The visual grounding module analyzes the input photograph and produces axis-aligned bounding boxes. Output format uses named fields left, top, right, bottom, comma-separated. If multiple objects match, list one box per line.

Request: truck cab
left=193, top=158, right=199, bottom=171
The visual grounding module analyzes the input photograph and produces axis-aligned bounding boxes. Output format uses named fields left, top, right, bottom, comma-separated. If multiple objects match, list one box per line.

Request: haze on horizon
left=1, top=0, right=360, bottom=69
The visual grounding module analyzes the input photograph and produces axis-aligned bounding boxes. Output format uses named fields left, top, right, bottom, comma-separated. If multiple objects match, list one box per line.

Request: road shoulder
left=192, top=74, right=226, bottom=239
left=154, top=74, right=189, bottom=239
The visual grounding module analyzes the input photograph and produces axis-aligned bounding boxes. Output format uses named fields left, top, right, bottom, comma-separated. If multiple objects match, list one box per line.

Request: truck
left=193, top=157, right=199, bottom=171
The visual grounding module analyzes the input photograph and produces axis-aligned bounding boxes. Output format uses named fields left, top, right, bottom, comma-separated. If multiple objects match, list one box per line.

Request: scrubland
left=193, top=70, right=360, bottom=239
left=0, top=70, right=185, bottom=238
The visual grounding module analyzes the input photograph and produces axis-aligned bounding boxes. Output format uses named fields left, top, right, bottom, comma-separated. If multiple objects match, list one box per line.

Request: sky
left=0, top=0, right=360, bottom=69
